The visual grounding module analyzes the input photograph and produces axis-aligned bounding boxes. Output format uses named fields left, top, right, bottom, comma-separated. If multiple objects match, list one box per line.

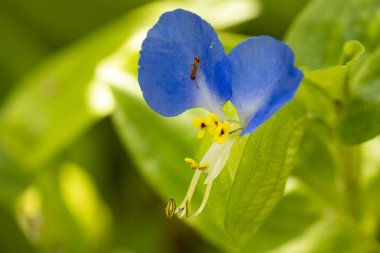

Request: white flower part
left=202, top=137, right=236, bottom=184
left=192, top=137, right=236, bottom=216
left=194, top=70, right=226, bottom=119
left=175, top=137, right=236, bottom=218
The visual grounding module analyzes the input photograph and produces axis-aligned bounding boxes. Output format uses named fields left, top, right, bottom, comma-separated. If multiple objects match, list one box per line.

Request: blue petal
left=227, top=36, right=303, bottom=135
left=138, top=9, right=231, bottom=117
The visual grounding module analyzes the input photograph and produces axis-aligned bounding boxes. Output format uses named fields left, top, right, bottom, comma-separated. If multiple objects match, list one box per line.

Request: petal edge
left=227, top=36, right=303, bottom=134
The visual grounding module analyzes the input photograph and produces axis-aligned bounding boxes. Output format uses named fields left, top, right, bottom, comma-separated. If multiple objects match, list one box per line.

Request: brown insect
left=190, top=56, right=200, bottom=80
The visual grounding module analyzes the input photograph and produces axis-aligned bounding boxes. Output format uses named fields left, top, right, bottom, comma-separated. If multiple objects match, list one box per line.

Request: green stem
left=335, top=141, right=361, bottom=222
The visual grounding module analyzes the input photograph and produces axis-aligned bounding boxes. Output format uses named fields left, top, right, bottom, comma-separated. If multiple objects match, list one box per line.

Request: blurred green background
left=2, top=0, right=380, bottom=252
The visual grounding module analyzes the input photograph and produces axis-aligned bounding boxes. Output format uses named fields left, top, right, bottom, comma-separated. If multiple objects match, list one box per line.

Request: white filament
left=176, top=137, right=236, bottom=218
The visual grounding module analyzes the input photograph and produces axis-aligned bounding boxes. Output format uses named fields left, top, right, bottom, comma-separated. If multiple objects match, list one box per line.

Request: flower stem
left=335, top=141, right=361, bottom=222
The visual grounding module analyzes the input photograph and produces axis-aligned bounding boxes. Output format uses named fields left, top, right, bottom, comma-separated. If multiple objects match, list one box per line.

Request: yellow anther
left=208, top=113, right=220, bottom=126
left=165, top=199, right=176, bottom=218
left=198, top=161, right=210, bottom=170
left=213, top=121, right=231, bottom=144
left=192, top=117, right=212, bottom=139
left=185, top=158, right=209, bottom=171
left=185, top=157, right=198, bottom=169
left=192, top=117, right=205, bottom=127
left=197, top=128, right=206, bottom=139
left=207, top=113, right=221, bottom=134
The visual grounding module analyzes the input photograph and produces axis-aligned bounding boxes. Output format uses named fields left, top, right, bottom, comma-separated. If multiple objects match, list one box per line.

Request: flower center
left=192, top=113, right=240, bottom=144
left=165, top=113, right=242, bottom=218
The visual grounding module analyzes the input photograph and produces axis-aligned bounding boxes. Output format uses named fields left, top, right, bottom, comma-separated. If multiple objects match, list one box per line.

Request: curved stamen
left=165, top=199, right=176, bottom=218
left=193, top=180, right=213, bottom=216
left=175, top=170, right=202, bottom=218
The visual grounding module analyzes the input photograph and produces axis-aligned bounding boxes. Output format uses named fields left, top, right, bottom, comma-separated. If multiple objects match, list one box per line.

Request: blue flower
left=138, top=9, right=303, bottom=218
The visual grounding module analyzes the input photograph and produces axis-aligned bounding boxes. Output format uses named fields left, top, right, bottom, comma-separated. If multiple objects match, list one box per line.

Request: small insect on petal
left=190, top=56, right=200, bottom=80
left=165, top=199, right=176, bottom=218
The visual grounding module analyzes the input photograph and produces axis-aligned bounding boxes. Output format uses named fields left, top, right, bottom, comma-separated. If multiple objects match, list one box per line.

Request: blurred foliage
left=0, top=0, right=152, bottom=93
left=1, top=0, right=380, bottom=252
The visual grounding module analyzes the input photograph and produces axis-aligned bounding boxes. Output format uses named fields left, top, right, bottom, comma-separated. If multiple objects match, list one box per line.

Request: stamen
left=175, top=170, right=202, bottom=218
left=193, top=180, right=213, bottom=216
left=174, top=113, right=239, bottom=218
left=165, top=199, right=176, bottom=218
left=204, top=138, right=236, bottom=184
left=186, top=200, right=192, bottom=218
left=185, top=158, right=209, bottom=171
left=184, top=170, right=202, bottom=203
left=192, top=113, right=229, bottom=139
left=184, top=157, right=198, bottom=169
left=207, top=113, right=221, bottom=135
left=197, top=128, right=206, bottom=139
left=213, top=121, right=231, bottom=144
left=192, top=117, right=212, bottom=139
left=197, top=161, right=210, bottom=171
left=208, top=113, right=220, bottom=125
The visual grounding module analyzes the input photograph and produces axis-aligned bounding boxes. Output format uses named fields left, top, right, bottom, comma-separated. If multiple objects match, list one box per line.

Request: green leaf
left=286, top=0, right=380, bottom=143
left=337, top=46, right=380, bottom=144
left=340, top=40, right=366, bottom=65
left=303, top=40, right=365, bottom=101
left=0, top=4, right=49, bottom=95
left=0, top=0, right=151, bottom=46
left=225, top=101, right=308, bottom=248
left=241, top=188, right=323, bottom=253
left=0, top=13, right=128, bottom=169
left=362, top=138, right=380, bottom=218
left=286, top=0, right=380, bottom=69
left=32, top=169, right=87, bottom=253
left=16, top=161, right=112, bottom=253
left=0, top=206, right=36, bottom=253
left=0, top=146, right=34, bottom=207
left=275, top=217, right=374, bottom=253
left=0, top=150, right=32, bottom=206
left=57, top=162, right=112, bottom=250
left=292, top=124, right=341, bottom=210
